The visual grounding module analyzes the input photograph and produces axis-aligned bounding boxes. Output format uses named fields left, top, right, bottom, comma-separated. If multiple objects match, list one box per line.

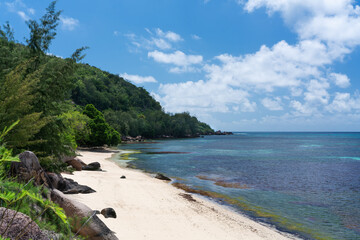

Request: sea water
left=116, top=133, right=360, bottom=240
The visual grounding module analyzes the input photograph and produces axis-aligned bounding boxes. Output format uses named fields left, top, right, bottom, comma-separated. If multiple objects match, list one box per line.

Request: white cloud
left=304, top=79, right=330, bottom=105
left=329, top=73, right=350, bottom=88
left=151, top=38, right=171, bottom=50
left=192, top=34, right=201, bottom=40
left=290, top=100, right=316, bottom=116
left=120, top=73, right=157, bottom=84
left=155, top=28, right=183, bottom=42
left=125, top=28, right=183, bottom=51
left=326, top=92, right=360, bottom=113
left=158, top=80, right=256, bottom=114
left=204, top=39, right=331, bottom=92
left=60, top=16, right=79, bottom=31
left=27, top=7, right=35, bottom=15
left=262, top=97, right=283, bottom=110
left=148, top=50, right=203, bottom=73
left=5, top=0, right=34, bottom=21
left=17, top=11, right=29, bottom=21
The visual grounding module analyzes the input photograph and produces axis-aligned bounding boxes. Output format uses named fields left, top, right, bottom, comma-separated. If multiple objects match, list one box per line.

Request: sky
left=1, top=0, right=360, bottom=131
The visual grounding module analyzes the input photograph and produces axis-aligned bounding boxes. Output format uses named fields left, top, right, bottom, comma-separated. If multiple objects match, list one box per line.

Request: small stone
left=101, top=208, right=117, bottom=218
left=120, top=175, right=126, bottom=179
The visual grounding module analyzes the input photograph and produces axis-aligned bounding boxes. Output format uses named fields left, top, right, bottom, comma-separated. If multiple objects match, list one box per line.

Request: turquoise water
left=117, top=133, right=360, bottom=239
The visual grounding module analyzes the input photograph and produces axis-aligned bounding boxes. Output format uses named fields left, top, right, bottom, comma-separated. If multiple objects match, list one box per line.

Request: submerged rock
left=101, top=208, right=117, bottom=218
left=0, top=207, right=49, bottom=240
left=154, top=173, right=171, bottom=181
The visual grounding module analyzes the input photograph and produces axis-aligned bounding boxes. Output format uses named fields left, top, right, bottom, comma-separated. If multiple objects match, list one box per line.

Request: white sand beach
left=64, top=150, right=298, bottom=240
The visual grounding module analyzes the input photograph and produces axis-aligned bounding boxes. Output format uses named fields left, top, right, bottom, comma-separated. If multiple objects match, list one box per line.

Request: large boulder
left=62, top=178, right=96, bottom=194
left=66, top=159, right=83, bottom=171
left=0, top=207, right=49, bottom=240
left=82, top=162, right=101, bottom=171
left=51, top=189, right=118, bottom=240
left=10, top=151, right=52, bottom=188
left=63, top=157, right=87, bottom=171
left=46, top=173, right=95, bottom=194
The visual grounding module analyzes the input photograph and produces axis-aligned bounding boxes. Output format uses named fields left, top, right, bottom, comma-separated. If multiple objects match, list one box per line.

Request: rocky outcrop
left=213, top=130, right=233, bottom=135
left=66, top=159, right=84, bottom=171
left=46, top=173, right=95, bottom=194
left=10, top=151, right=53, bottom=188
left=62, top=178, right=96, bottom=194
left=121, top=135, right=144, bottom=142
left=0, top=207, right=49, bottom=240
left=63, top=156, right=87, bottom=171
left=154, top=173, right=171, bottom=181
left=82, top=162, right=101, bottom=171
left=51, top=189, right=118, bottom=240
left=10, top=151, right=95, bottom=194
left=100, top=208, right=117, bottom=218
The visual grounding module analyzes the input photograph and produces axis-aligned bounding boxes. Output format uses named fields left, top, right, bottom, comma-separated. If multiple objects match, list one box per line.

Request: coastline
left=64, top=149, right=299, bottom=240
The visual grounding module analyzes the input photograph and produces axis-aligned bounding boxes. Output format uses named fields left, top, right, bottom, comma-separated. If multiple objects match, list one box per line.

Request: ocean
left=115, top=133, right=360, bottom=240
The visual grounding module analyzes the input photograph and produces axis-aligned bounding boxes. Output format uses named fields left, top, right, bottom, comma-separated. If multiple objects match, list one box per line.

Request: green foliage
left=71, top=64, right=214, bottom=138
left=0, top=60, right=48, bottom=152
left=59, top=110, right=91, bottom=147
left=0, top=180, right=71, bottom=238
left=0, top=22, right=14, bottom=42
left=82, top=104, right=120, bottom=146
left=26, top=1, right=61, bottom=54
left=0, top=121, right=20, bottom=177
left=72, top=64, right=162, bottom=112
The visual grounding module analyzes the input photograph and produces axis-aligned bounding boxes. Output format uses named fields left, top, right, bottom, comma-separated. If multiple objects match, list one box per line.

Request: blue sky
left=1, top=0, right=360, bottom=131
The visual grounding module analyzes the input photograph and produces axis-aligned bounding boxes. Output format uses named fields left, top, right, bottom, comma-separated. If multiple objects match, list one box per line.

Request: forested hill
left=72, top=64, right=162, bottom=112
left=70, top=63, right=214, bottom=138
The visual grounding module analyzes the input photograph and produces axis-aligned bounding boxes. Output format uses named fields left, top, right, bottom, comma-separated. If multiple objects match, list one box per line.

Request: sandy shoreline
left=64, top=150, right=298, bottom=240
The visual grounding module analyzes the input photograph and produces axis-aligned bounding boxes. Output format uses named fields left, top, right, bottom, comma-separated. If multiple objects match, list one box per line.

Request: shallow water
left=116, top=133, right=360, bottom=240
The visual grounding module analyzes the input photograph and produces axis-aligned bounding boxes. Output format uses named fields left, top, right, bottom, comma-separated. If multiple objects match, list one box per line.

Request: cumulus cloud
left=326, top=92, right=360, bottom=113
left=125, top=28, right=183, bottom=51
left=329, top=73, right=350, bottom=88
left=262, top=97, right=283, bottom=110
left=155, top=28, right=183, bottom=42
left=192, top=34, right=201, bottom=40
left=17, top=11, right=29, bottom=21
left=204, top=39, right=333, bottom=92
left=158, top=80, right=256, bottom=114
left=120, top=73, right=157, bottom=84
left=60, top=16, right=79, bottom=31
left=148, top=50, right=203, bottom=73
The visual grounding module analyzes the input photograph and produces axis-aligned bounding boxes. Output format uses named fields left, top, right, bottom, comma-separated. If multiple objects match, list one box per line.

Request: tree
left=26, top=1, right=61, bottom=54
left=82, top=104, right=120, bottom=146
left=0, top=60, right=47, bottom=151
